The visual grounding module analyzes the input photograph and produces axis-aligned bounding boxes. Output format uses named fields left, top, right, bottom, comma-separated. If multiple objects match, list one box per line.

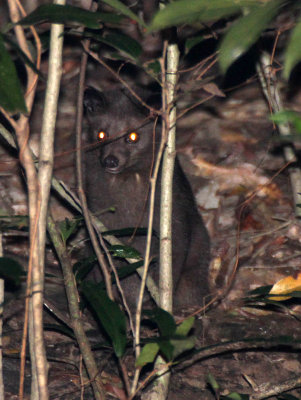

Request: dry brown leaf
left=202, top=82, right=225, bottom=97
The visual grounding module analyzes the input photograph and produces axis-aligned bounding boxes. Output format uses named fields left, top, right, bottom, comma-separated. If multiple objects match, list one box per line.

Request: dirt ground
left=1, top=21, right=301, bottom=400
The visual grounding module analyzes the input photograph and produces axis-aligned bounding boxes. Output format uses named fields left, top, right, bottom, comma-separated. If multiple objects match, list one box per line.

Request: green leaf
left=99, top=260, right=147, bottom=287
left=223, top=393, right=249, bottom=400
left=74, top=259, right=145, bottom=289
left=59, top=217, right=80, bottom=246
left=170, top=335, right=196, bottom=359
left=73, top=255, right=97, bottom=282
left=137, top=335, right=195, bottom=365
left=219, top=0, right=284, bottom=73
left=81, top=281, right=126, bottom=357
left=270, top=110, right=301, bottom=133
left=148, top=0, right=258, bottom=32
left=0, top=33, right=27, bottom=113
left=175, top=316, right=195, bottom=336
left=207, top=373, right=220, bottom=391
left=44, top=324, right=75, bottom=339
left=4, top=35, right=44, bottom=80
left=18, top=4, right=123, bottom=29
left=115, top=260, right=145, bottom=280
left=98, top=32, right=142, bottom=60
left=136, top=342, right=159, bottom=367
left=185, top=35, right=205, bottom=54
left=158, top=339, right=174, bottom=361
left=109, top=244, right=141, bottom=259
left=85, top=31, right=142, bottom=60
left=132, top=309, right=196, bottom=363
left=0, top=214, right=28, bottom=230
left=143, top=307, right=176, bottom=337
left=145, top=60, right=161, bottom=75
left=103, top=227, right=149, bottom=237
left=0, top=257, right=24, bottom=286
left=247, top=285, right=272, bottom=296
left=99, top=0, right=146, bottom=28
left=283, top=18, right=301, bottom=79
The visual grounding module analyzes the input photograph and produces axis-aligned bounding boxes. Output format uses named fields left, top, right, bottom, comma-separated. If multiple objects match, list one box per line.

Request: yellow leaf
left=268, top=272, right=301, bottom=301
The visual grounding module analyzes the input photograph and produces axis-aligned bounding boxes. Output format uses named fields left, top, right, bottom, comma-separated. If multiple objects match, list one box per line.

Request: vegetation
left=0, top=0, right=301, bottom=399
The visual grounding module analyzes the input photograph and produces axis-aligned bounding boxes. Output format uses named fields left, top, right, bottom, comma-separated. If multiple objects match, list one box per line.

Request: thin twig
left=160, top=40, right=179, bottom=312
left=31, top=1, right=66, bottom=399
left=257, top=51, right=301, bottom=216
left=145, top=36, right=180, bottom=400
left=250, top=375, right=301, bottom=399
left=130, top=115, right=165, bottom=395
left=75, top=34, right=114, bottom=301
left=76, top=25, right=132, bottom=395
left=5, top=0, right=44, bottom=397
left=0, top=235, right=4, bottom=399
left=131, top=40, right=169, bottom=395
left=94, top=224, right=135, bottom=339
left=177, top=338, right=301, bottom=371
left=47, top=213, right=105, bottom=400
left=82, top=44, right=160, bottom=116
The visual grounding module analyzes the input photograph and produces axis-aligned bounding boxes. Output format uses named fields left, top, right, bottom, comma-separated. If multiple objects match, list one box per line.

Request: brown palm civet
left=83, top=86, right=210, bottom=311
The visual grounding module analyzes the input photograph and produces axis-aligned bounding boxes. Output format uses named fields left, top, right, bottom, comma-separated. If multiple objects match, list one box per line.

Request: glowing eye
left=98, top=131, right=107, bottom=142
left=126, top=132, right=139, bottom=143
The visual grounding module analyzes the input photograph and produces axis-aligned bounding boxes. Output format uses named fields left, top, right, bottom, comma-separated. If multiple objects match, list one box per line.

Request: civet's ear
left=120, top=86, right=161, bottom=117
left=83, top=87, right=107, bottom=114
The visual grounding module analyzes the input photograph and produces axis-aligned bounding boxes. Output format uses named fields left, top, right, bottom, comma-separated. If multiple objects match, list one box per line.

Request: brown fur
left=83, top=87, right=210, bottom=311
